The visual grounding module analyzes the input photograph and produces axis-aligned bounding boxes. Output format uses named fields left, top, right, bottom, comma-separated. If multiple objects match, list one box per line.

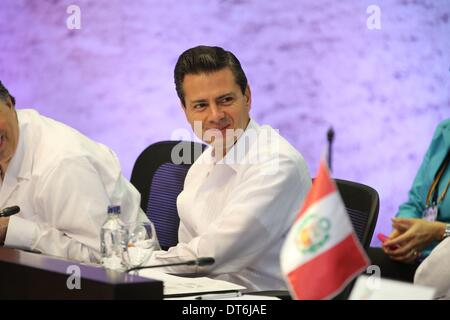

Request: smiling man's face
left=0, top=98, right=19, bottom=168
left=181, top=67, right=251, bottom=155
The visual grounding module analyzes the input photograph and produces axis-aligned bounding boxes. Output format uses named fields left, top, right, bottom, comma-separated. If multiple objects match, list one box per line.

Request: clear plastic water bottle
left=100, top=205, right=129, bottom=271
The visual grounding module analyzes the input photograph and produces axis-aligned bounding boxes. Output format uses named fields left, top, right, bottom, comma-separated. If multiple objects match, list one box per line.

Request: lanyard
left=426, top=149, right=450, bottom=208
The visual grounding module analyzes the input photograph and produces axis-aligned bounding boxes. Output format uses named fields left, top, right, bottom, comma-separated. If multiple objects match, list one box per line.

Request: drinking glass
left=126, top=221, right=157, bottom=270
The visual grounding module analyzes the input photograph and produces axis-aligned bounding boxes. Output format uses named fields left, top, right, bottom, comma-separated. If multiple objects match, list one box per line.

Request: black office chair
left=130, top=140, right=206, bottom=251
left=334, top=179, right=379, bottom=249
left=332, top=178, right=379, bottom=300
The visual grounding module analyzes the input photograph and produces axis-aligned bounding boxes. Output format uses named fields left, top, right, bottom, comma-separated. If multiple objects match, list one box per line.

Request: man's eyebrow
left=190, top=98, right=208, bottom=104
left=216, top=92, right=235, bottom=100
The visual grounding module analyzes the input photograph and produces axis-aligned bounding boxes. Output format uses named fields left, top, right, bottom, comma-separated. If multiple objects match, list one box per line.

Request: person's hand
left=383, top=218, right=445, bottom=263
left=0, top=217, right=9, bottom=245
left=381, top=229, right=402, bottom=255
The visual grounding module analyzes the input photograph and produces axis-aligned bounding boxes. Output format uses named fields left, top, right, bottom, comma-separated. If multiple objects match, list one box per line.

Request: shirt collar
left=216, top=119, right=260, bottom=172
left=7, top=110, right=32, bottom=181
left=443, top=121, right=450, bottom=150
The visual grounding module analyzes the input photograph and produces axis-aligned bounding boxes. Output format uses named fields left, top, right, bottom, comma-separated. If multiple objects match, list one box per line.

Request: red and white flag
left=280, top=159, right=369, bottom=300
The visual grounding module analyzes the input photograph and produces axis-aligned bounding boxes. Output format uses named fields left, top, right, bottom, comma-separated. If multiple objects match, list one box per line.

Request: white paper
left=349, top=275, right=436, bottom=300
left=137, top=269, right=246, bottom=297
left=166, top=293, right=281, bottom=300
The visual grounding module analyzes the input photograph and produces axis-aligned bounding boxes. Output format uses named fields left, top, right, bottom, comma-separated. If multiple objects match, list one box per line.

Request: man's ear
left=245, top=85, right=251, bottom=110
left=6, top=97, right=14, bottom=110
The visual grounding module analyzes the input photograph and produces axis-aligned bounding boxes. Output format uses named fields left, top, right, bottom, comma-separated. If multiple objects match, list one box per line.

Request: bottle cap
left=107, top=205, right=121, bottom=214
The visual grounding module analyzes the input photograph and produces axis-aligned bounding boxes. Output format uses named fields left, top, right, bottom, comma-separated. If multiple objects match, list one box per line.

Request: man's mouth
left=207, top=125, right=231, bottom=134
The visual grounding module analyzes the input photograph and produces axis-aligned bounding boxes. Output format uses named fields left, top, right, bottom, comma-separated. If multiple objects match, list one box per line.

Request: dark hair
left=174, top=45, right=248, bottom=105
left=0, top=81, right=16, bottom=106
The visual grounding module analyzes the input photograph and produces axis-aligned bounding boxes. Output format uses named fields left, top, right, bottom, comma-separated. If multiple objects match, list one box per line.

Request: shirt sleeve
left=396, top=122, right=446, bottom=219
left=396, top=149, right=431, bottom=219
left=146, top=154, right=312, bottom=275
left=414, top=237, right=450, bottom=299
left=4, top=156, right=143, bottom=263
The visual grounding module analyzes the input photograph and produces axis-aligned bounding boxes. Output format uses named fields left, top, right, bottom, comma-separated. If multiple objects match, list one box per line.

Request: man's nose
left=208, top=104, right=225, bottom=123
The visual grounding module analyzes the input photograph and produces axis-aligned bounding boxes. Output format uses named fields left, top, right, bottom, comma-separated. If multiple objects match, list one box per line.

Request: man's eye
left=193, top=103, right=206, bottom=110
left=220, top=97, right=234, bottom=105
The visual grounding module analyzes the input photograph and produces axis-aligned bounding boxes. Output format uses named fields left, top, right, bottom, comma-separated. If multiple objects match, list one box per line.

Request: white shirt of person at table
left=414, top=237, right=450, bottom=299
left=0, top=81, right=148, bottom=262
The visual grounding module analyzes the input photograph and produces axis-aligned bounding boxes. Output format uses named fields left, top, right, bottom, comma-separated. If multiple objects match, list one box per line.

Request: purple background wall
left=1, top=0, right=449, bottom=246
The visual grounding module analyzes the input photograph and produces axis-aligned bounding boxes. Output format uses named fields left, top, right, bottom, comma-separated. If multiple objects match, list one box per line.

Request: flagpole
left=327, top=127, right=335, bottom=171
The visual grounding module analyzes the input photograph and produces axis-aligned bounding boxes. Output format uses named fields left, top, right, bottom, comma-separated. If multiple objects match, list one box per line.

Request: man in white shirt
left=0, top=81, right=147, bottom=263
left=414, top=237, right=450, bottom=299
left=146, top=46, right=312, bottom=291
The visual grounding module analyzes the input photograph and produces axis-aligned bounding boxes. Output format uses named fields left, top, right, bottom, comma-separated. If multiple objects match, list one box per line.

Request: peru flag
left=280, top=159, right=369, bottom=300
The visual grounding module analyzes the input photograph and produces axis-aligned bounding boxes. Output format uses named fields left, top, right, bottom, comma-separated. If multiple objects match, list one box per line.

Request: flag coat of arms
left=280, top=159, right=369, bottom=300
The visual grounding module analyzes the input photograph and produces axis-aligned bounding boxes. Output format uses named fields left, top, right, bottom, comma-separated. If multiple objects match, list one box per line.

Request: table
left=0, top=247, right=163, bottom=299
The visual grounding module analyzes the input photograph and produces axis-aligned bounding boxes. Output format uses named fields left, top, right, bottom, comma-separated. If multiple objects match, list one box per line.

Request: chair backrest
left=331, top=178, right=379, bottom=300
left=334, top=179, right=380, bottom=249
left=130, top=141, right=206, bottom=251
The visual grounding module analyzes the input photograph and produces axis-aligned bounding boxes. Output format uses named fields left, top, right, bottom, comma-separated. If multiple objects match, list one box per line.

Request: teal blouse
left=396, top=119, right=450, bottom=257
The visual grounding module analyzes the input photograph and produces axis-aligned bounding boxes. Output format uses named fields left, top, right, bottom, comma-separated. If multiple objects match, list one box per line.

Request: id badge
left=423, top=205, right=438, bottom=222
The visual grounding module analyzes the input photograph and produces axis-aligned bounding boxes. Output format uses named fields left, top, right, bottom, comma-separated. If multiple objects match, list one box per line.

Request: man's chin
left=209, top=137, right=236, bottom=147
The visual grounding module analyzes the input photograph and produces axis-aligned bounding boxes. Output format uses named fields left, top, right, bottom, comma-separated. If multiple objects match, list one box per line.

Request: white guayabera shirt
left=415, top=237, right=450, bottom=299
left=146, top=119, right=312, bottom=291
left=2, top=109, right=147, bottom=263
